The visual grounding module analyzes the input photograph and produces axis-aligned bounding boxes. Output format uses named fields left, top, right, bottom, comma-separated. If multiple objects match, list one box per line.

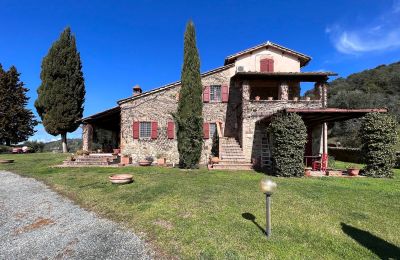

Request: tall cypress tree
left=35, top=27, right=85, bottom=153
left=174, top=21, right=203, bottom=168
left=0, top=64, right=38, bottom=145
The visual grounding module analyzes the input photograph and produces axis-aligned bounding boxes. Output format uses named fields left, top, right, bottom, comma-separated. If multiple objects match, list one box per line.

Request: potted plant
left=139, top=156, right=153, bottom=166
left=293, top=97, right=299, bottom=101
left=346, top=165, right=360, bottom=176
left=121, top=152, right=132, bottom=165
left=267, top=97, right=273, bottom=101
left=255, top=96, right=261, bottom=101
left=113, top=148, right=121, bottom=155
left=305, top=96, right=311, bottom=101
left=305, top=167, right=312, bottom=177
left=156, top=153, right=167, bottom=166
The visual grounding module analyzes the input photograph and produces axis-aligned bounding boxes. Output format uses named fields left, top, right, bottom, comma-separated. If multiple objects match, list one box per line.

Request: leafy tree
left=360, top=113, right=398, bottom=177
left=173, top=21, right=203, bottom=168
left=0, top=64, right=37, bottom=145
left=35, top=27, right=85, bottom=153
left=268, top=113, right=307, bottom=177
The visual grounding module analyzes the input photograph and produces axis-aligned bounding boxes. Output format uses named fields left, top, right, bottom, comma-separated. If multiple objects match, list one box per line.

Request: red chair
left=312, top=153, right=328, bottom=171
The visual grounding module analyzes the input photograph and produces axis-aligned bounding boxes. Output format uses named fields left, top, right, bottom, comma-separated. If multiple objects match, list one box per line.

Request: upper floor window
left=210, top=85, right=221, bottom=102
left=260, top=58, right=274, bottom=72
left=140, top=122, right=152, bottom=138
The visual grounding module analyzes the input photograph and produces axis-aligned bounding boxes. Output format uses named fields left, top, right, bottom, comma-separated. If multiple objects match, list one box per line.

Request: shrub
left=76, top=150, right=89, bottom=156
left=22, top=140, right=45, bottom=153
left=0, top=145, right=12, bottom=154
left=360, top=113, right=398, bottom=177
left=268, top=113, right=307, bottom=177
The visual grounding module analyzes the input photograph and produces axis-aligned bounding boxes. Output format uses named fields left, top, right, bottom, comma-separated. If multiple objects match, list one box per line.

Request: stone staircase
left=63, top=154, right=120, bottom=167
left=212, top=137, right=253, bottom=170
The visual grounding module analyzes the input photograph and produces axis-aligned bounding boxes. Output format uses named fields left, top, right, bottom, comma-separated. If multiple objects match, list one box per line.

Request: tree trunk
left=61, top=133, right=68, bottom=153
left=5, top=139, right=11, bottom=146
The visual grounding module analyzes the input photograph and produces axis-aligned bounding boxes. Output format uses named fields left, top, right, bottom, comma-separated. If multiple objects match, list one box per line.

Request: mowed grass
left=1, top=153, right=399, bottom=259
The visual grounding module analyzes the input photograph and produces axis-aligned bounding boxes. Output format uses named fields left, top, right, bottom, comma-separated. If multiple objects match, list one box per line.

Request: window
left=210, top=85, right=221, bottom=102
left=209, top=123, right=217, bottom=138
left=140, top=122, right=152, bottom=138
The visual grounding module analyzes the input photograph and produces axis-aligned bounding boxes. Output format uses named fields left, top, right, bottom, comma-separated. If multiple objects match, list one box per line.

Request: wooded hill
left=306, top=61, right=400, bottom=147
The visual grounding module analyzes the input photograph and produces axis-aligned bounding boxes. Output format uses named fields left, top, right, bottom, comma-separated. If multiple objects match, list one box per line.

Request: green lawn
left=1, top=153, right=399, bottom=259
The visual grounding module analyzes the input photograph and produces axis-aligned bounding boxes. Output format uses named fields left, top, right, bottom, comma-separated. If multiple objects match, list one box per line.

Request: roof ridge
left=224, top=41, right=311, bottom=67
left=117, top=63, right=234, bottom=105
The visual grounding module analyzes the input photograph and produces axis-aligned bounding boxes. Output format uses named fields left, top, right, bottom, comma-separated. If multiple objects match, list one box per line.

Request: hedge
left=360, top=113, right=398, bottom=177
left=268, top=113, right=307, bottom=177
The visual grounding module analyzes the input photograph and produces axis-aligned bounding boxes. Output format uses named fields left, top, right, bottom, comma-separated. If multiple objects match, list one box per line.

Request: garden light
left=260, top=177, right=277, bottom=238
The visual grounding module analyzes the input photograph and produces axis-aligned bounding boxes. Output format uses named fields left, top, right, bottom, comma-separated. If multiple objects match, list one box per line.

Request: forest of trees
left=310, top=62, right=400, bottom=147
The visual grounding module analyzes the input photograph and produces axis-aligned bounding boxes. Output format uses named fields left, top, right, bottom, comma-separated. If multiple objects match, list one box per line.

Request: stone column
left=82, top=124, right=93, bottom=152
left=278, top=81, right=289, bottom=100
left=242, top=80, right=250, bottom=102
left=315, top=81, right=328, bottom=107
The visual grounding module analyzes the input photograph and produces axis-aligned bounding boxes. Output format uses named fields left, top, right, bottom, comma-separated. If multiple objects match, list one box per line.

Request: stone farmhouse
left=80, top=41, right=385, bottom=170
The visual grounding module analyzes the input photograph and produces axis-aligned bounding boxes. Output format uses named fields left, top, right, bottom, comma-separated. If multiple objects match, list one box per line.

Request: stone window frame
left=139, top=121, right=152, bottom=139
left=209, top=85, right=222, bottom=102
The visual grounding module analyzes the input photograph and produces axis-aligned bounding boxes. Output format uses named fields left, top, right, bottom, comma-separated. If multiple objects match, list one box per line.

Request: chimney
left=133, top=85, right=142, bottom=96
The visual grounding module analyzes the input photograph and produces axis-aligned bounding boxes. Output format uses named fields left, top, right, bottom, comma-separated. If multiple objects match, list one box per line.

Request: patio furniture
left=312, top=153, right=328, bottom=171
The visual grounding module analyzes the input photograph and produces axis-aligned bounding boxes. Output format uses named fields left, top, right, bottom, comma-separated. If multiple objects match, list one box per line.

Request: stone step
left=212, top=163, right=253, bottom=170
left=63, top=161, right=112, bottom=166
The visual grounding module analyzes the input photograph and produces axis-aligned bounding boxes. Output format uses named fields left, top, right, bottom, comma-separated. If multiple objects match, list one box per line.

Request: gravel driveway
left=0, top=171, right=153, bottom=260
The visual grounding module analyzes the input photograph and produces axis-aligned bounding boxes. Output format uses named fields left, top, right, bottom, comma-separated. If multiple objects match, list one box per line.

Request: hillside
left=325, top=62, right=400, bottom=147
left=43, top=138, right=82, bottom=153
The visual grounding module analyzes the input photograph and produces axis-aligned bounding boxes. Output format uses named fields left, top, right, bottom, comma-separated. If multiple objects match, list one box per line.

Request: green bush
left=360, top=113, right=398, bottom=177
left=268, top=113, right=307, bottom=177
left=0, top=145, right=12, bottom=154
left=22, top=140, right=45, bottom=153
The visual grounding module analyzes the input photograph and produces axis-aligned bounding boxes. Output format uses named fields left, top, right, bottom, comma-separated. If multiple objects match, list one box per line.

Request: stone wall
left=119, top=67, right=235, bottom=165
left=241, top=99, right=323, bottom=161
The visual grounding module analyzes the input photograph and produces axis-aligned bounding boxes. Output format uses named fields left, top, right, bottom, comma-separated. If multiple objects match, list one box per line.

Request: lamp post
left=260, top=177, right=277, bottom=238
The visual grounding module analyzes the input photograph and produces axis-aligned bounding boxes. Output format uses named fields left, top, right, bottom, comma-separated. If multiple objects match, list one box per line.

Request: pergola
left=265, top=108, right=388, bottom=170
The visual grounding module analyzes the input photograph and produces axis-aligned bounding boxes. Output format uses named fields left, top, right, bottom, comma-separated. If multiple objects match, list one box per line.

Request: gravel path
left=0, top=171, right=153, bottom=260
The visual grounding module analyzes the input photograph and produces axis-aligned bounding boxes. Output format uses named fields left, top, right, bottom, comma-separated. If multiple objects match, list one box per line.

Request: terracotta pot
left=347, top=168, right=360, bottom=176
left=211, top=157, right=220, bottom=164
left=0, top=159, right=14, bottom=164
left=109, top=174, right=133, bottom=184
left=121, top=156, right=132, bottom=165
left=157, top=158, right=166, bottom=165
left=113, top=149, right=121, bottom=155
left=305, top=168, right=312, bottom=177
left=255, top=96, right=261, bottom=101
left=139, top=160, right=152, bottom=166
left=267, top=97, right=273, bottom=101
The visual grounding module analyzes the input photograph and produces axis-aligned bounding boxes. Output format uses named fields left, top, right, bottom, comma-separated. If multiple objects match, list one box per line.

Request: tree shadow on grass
left=242, top=212, right=266, bottom=235
left=341, top=223, right=400, bottom=259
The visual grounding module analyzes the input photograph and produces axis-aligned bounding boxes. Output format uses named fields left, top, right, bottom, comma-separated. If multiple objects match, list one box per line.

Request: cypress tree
left=0, top=64, right=37, bottom=145
left=174, top=21, right=203, bottom=168
left=35, top=27, right=85, bottom=153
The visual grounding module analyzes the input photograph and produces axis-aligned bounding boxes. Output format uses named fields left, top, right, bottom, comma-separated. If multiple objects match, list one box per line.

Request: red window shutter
left=268, top=59, right=274, bottom=72
left=203, top=86, right=210, bottom=103
left=167, top=121, right=175, bottom=139
left=260, top=58, right=274, bottom=72
left=151, top=121, right=158, bottom=139
left=222, top=85, right=229, bottom=103
left=132, top=121, right=139, bottom=139
left=203, top=123, right=210, bottom=139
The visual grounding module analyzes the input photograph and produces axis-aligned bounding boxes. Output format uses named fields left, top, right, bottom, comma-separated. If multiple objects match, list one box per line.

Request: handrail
left=216, top=121, right=223, bottom=160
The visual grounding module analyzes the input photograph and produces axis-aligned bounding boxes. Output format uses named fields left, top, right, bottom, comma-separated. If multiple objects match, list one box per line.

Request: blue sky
left=1, top=0, right=400, bottom=142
